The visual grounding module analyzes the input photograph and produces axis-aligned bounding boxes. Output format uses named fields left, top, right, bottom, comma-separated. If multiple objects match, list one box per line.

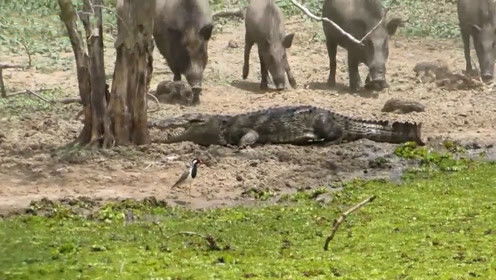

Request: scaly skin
left=149, top=106, right=423, bottom=146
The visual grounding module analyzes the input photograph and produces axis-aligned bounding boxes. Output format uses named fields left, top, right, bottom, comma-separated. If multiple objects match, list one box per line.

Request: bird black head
left=190, top=158, right=202, bottom=178
left=191, top=158, right=202, bottom=166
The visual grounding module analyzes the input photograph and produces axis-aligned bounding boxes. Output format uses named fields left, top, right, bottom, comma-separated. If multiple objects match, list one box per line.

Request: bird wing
left=172, top=170, right=190, bottom=188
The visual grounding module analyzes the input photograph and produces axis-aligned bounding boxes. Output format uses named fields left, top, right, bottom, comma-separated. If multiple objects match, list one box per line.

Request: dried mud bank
left=1, top=20, right=496, bottom=215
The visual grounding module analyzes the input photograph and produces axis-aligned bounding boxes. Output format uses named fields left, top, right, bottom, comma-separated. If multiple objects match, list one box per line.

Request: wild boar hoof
left=365, top=80, right=388, bottom=91
left=289, top=79, right=297, bottom=89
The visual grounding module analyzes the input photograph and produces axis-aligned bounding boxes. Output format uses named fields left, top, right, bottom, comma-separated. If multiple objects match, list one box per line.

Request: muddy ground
left=1, top=19, right=495, bottom=215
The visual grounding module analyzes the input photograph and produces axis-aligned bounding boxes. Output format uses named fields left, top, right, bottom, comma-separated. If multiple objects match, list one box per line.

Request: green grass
left=1, top=162, right=495, bottom=279
left=0, top=89, right=64, bottom=118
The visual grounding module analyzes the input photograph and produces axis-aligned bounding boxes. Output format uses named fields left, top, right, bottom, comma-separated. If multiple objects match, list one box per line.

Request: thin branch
left=147, top=92, right=161, bottom=113
left=289, top=0, right=389, bottom=46
left=18, top=41, right=32, bottom=68
left=5, top=89, right=82, bottom=105
left=359, top=9, right=389, bottom=43
left=212, top=8, right=246, bottom=20
left=26, top=89, right=55, bottom=104
left=58, top=97, right=83, bottom=104
left=3, top=90, right=27, bottom=98
left=91, top=4, right=130, bottom=34
left=0, top=64, right=25, bottom=70
left=323, top=195, right=376, bottom=251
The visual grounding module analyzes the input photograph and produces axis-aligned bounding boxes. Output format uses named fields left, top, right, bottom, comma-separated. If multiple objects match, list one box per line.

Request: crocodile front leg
left=238, top=129, right=259, bottom=147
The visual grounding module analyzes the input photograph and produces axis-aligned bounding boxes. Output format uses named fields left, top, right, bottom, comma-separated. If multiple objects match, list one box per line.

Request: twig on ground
left=26, top=89, right=55, bottom=104
left=58, top=98, right=83, bottom=104
left=0, top=64, right=25, bottom=70
left=3, top=91, right=27, bottom=98
left=289, top=0, right=389, bottom=45
left=5, top=88, right=84, bottom=105
left=0, top=64, right=26, bottom=98
left=323, top=195, right=376, bottom=251
left=212, top=8, right=246, bottom=20
left=147, top=92, right=160, bottom=113
left=168, top=231, right=221, bottom=251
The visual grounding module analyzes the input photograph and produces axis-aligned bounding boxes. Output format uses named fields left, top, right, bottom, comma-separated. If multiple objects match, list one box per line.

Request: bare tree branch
left=146, top=92, right=161, bottom=113
left=289, top=0, right=388, bottom=46
left=212, top=8, right=246, bottom=20
left=0, top=64, right=27, bottom=98
left=26, top=89, right=55, bottom=104
left=0, top=68, right=6, bottom=98
left=0, top=64, right=25, bottom=70
left=360, top=9, right=390, bottom=42
left=18, top=41, right=33, bottom=68
left=323, top=195, right=376, bottom=251
left=58, top=97, right=83, bottom=104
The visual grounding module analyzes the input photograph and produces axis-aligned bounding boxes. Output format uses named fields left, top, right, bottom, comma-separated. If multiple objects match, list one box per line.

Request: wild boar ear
left=199, top=24, right=214, bottom=40
left=386, top=18, right=404, bottom=36
left=471, top=24, right=482, bottom=34
left=283, top=33, right=295, bottom=48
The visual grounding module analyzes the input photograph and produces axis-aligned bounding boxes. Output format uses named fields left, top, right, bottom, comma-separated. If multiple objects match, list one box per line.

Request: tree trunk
left=83, top=0, right=113, bottom=147
left=58, top=0, right=154, bottom=147
left=110, top=0, right=155, bottom=145
left=0, top=69, right=5, bottom=98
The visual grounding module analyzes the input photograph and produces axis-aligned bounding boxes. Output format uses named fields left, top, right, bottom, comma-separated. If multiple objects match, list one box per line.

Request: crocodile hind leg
left=239, top=129, right=259, bottom=147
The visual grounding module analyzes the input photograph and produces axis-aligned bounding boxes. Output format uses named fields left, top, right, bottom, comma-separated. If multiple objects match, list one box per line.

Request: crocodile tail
left=345, top=119, right=423, bottom=145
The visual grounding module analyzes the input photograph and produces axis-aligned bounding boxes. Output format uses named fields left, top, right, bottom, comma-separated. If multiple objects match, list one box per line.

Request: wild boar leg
left=286, top=65, right=297, bottom=88
left=258, top=47, right=269, bottom=89
left=461, top=31, right=472, bottom=72
left=326, top=41, right=338, bottom=88
left=173, top=73, right=181, bottom=81
left=243, top=35, right=254, bottom=79
left=348, top=54, right=361, bottom=92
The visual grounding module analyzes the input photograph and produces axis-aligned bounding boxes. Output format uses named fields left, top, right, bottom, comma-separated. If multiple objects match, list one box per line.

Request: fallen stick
left=0, top=64, right=25, bottom=70
left=0, top=64, right=26, bottom=98
left=3, top=90, right=27, bottom=98
left=58, top=97, right=82, bottom=104
left=289, top=0, right=388, bottom=46
left=6, top=89, right=84, bottom=105
left=26, top=89, right=55, bottom=104
left=323, top=195, right=376, bottom=251
left=147, top=92, right=160, bottom=113
left=212, top=8, right=245, bottom=20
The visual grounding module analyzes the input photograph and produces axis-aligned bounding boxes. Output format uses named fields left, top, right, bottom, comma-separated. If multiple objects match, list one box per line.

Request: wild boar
left=458, top=0, right=496, bottom=82
left=322, top=0, right=402, bottom=92
left=154, top=0, right=213, bottom=95
left=243, top=0, right=296, bottom=90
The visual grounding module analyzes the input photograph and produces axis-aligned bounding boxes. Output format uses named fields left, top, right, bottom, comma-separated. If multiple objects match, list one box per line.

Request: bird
left=171, top=158, right=202, bottom=189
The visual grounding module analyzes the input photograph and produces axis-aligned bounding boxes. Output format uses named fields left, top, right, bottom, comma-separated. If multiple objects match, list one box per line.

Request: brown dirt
left=1, top=19, right=495, bottom=215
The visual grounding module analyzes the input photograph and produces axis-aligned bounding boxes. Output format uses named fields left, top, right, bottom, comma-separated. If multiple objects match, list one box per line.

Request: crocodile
left=149, top=106, right=423, bottom=146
